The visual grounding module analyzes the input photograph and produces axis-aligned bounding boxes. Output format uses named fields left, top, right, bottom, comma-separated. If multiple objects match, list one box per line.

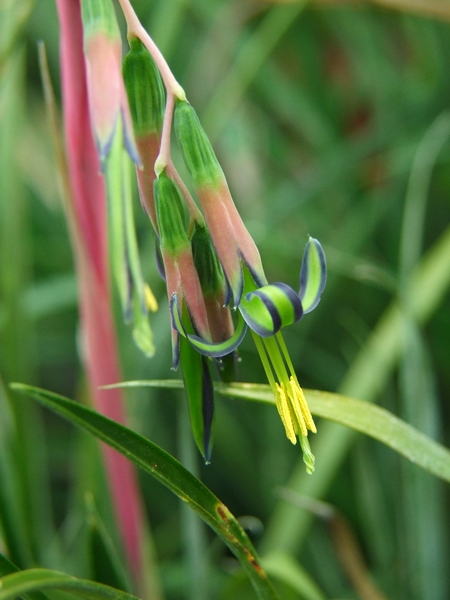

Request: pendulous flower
left=172, top=95, right=328, bottom=472
left=179, top=236, right=327, bottom=473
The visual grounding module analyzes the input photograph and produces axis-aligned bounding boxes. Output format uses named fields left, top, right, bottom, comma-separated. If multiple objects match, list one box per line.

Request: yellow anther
left=275, top=383, right=297, bottom=445
left=287, top=378, right=307, bottom=436
left=144, top=284, right=158, bottom=312
left=289, top=377, right=316, bottom=434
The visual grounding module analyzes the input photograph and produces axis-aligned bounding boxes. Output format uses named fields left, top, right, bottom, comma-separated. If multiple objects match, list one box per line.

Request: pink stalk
left=56, top=0, right=145, bottom=586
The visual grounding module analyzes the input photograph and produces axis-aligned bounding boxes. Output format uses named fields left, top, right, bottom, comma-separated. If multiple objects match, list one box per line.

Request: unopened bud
left=191, top=222, right=225, bottom=297
left=174, top=99, right=224, bottom=188
left=123, top=38, right=166, bottom=230
left=123, top=38, right=165, bottom=138
left=154, top=171, right=189, bottom=254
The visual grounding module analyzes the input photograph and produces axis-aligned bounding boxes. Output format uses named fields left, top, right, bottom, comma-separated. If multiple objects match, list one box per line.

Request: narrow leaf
left=105, top=380, right=450, bottom=484
left=10, top=384, right=280, bottom=600
left=0, top=568, right=138, bottom=600
left=0, top=554, right=50, bottom=600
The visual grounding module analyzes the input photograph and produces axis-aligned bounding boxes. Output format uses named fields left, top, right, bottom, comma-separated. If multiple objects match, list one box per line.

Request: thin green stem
left=251, top=331, right=277, bottom=394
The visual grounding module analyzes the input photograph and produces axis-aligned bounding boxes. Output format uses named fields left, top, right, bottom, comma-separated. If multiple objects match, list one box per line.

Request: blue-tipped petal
left=240, top=282, right=303, bottom=338
left=242, top=255, right=268, bottom=288
left=172, top=328, right=180, bottom=370
left=155, top=242, right=166, bottom=281
left=121, top=109, right=142, bottom=167
left=299, top=237, right=327, bottom=314
left=170, top=294, right=185, bottom=336
left=228, top=260, right=244, bottom=309
left=187, top=310, right=247, bottom=358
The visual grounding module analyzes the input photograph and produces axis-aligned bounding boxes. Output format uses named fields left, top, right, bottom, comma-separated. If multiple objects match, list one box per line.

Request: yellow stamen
left=289, top=377, right=317, bottom=434
left=144, top=283, right=158, bottom=312
left=275, top=383, right=297, bottom=445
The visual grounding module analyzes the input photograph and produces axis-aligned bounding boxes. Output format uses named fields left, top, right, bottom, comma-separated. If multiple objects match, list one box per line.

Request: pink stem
left=117, top=0, right=185, bottom=99
left=56, top=0, right=145, bottom=585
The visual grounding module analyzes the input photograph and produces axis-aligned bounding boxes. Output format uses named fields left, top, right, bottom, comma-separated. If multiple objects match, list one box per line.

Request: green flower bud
left=174, top=99, right=224, bottom=188
left=123, top=38, right=165, bottom=138
left=154, top=171, right=189, bottom=254
left=191, top=222, right=225, bottom=297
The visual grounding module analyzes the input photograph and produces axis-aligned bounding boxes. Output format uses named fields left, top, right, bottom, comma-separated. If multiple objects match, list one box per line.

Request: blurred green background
left=1, top=0, right=450, bottom=598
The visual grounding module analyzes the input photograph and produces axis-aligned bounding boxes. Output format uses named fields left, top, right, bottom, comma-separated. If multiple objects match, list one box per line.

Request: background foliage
left=1, top=0, right=450, bottom=598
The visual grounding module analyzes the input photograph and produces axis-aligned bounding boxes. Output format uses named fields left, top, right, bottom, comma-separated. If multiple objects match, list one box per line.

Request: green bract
left=123, top=38, right=165, bottom=138
left=154, top=171, right=189, bottom=254
left=191, top=222, right=225, bottom=297
left=174, top=99, right=224, bottom=188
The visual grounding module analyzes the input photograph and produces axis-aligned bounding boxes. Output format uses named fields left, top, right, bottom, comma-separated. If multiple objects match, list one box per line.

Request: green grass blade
left=261, top=218, right=450, bottom=554
left=396, top=112, right=450, bottom=598
left=105, top=379, right=450, bottom=484
left=0, top=554, right=50, bottom=600
left=202, top=1, right=308, bottom=140
left=10, top=384, right=280, bottom=600
left=261, top=551, right=326, bottom=600
left=0, top=569, right=139, bottom=600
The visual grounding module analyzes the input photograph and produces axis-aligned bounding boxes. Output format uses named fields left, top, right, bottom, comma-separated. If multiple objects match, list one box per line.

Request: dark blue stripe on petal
left=271, top=282, right=303, bottom=323
left=223, top=277, right=232, bottom=307
left=121, top=109, right=142, bottom=167
left=232, top=260, right=244, bottom=308
left=169, top=294, right=184, bottom=334
left=155, top=243, right=166, bottom=281
left=299, top=237, right=327, bottom=314
left=241, top=254, right=267, bottom=288
left=244, top=289, right=281, bottom=336
left=172, top=331, right=180, bottom=370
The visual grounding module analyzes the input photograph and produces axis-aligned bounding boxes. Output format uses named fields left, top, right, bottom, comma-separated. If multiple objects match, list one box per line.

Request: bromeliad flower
left=89, top=0, right=327, bottom=470
left=175, top=236, right=327, bottom=474
left=171, top=97, right=327, bottom=471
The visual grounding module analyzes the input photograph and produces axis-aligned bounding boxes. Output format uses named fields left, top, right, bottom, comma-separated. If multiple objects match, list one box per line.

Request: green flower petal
left=299, top=237, right=327, bottom=314
left=239, top=282, right=303, bottom=337
left=186, top=311, right=247, bottom=358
